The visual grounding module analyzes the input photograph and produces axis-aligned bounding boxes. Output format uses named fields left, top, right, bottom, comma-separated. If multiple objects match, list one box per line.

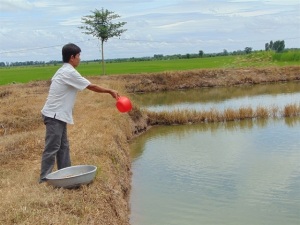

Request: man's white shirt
left=41, top=63, right=91, bottom=124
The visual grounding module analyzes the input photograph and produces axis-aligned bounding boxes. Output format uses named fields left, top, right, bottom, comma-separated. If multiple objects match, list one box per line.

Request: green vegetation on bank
left=0, top=50, right=299, bottom=85
left=273, top=50, right=300, bottom=62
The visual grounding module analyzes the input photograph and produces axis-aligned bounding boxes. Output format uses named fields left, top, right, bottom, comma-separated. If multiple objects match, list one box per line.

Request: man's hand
left=109, top=90, right=120, bottom=99
left=87, top=84, right=119, bottom=99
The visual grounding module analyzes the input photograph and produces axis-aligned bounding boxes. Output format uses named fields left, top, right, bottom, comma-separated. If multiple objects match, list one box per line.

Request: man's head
left=62, top=43, right=81, bottom=67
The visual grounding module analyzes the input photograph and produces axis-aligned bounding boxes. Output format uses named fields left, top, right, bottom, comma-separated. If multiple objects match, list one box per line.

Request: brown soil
left=0, top=66, right=299, bottom=225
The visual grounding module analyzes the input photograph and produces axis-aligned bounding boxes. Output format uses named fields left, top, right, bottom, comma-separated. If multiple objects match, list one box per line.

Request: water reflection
left=132, top=82, right=300, bottom=111
left=130, top=118, right=300, bottom=225
left=130, top=118, right=300, bottom=160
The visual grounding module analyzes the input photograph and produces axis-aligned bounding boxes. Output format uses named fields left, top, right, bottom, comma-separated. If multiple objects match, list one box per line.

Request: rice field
left=0, top=51, right=299, bottom=85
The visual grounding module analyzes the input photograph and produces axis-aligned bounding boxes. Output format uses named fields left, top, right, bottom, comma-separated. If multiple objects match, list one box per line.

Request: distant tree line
left=0, top=40, right=293, bottom=67
left=0, top=60, right=62, bottom=67
left=96, top=47, right=255, bottom=63
left=265, top=40, right=285, bottom=52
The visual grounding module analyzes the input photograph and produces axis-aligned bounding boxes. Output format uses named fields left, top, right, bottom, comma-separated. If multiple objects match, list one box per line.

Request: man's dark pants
left=39, top=116, right=71, bottom=182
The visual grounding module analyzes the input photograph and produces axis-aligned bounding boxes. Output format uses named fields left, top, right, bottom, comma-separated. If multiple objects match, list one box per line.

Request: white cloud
left=0, top=0, right=299, bottom=62
left=60, top=18, right=81, bottom=26
left=0, top=0, right=33, bottom=11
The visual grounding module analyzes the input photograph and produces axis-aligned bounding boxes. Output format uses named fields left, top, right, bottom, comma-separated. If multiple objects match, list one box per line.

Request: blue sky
left=0, top=0, right=299, bottom=62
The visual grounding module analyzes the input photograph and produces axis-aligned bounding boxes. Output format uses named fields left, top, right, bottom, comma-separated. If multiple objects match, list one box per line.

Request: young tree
left=79, top=8, right=127, bottom=75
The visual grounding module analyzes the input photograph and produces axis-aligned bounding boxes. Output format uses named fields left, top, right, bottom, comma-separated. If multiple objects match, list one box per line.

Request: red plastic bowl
left=116, top=96, right=132, bottom=113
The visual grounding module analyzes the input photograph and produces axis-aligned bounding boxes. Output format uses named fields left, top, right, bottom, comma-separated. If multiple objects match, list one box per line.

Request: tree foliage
left=199, top=50, right=204, bottom=58
left=265, top=40, right=285, bottom=53
left=244, top=47, right=252, bottom=54
left=79, top=8, right=127, bottom=74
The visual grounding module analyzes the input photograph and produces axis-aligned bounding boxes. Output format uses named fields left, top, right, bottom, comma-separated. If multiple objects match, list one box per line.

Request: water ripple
left=130, top=119, right=300, bottom=225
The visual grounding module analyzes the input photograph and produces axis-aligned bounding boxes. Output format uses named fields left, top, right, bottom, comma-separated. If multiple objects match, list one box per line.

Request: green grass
left=0, top=52, right=299, bottom=85
left=92, top=56, right=237, bottom=74
left=0, top=56, right=236, bottom=85
left=273, top=50, right=300, bottom=62
left=0, top=65, right=60, bottom=85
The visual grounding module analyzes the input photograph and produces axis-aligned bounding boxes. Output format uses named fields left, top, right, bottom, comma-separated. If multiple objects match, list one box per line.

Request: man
left=39, top=43, right=119, bottom=183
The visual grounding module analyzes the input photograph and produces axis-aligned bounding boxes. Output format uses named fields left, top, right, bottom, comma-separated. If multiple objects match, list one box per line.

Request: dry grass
left=0, top=79, right=139, bottom=225
left=110, top=66, right=300, bottom=93
left=146, top=104, right=300, bottom=125
left=239, top=107, right=254, bottom=119
left=283, top=103, right=300, bottom=117
left=1, top=66, right=300, bottom=225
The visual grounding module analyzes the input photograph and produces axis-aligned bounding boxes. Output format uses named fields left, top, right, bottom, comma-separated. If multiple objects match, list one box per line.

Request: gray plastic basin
left=45, top=165, right=97, bottom=188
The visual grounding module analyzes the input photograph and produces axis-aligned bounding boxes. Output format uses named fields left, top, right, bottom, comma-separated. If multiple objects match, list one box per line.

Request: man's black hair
left=62, top=43, right=81, bottom=63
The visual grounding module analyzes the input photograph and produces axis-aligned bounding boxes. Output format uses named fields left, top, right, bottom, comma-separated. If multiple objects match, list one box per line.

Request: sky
left=0, top=0, right=299, bottom=63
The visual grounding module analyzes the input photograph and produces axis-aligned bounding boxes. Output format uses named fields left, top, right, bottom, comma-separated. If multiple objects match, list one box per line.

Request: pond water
left=130, top=82, right=300, bottom=225
left=132, top=82, right=300, bottom=112
left=130, top=119, right=300, bottom=225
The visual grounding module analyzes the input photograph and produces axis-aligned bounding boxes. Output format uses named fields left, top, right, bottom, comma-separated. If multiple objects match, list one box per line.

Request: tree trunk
left=101, top=40, right=105, bottom=75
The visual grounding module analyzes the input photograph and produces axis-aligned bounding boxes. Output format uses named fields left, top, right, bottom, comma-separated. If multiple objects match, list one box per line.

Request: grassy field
left=1, top=51, right=299, bottom=85
left=0, top=56, right=235, bottom=85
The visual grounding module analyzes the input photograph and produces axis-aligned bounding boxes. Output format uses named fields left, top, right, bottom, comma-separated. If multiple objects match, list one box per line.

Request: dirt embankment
left=110, top=66, right=300, bottom=93
left=0, top=66, right=299, bottom=225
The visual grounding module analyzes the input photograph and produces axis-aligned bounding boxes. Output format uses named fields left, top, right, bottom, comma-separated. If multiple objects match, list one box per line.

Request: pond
left=130, top=82, right=300, bottom=225
left=132, top=82, right=300, bottom=112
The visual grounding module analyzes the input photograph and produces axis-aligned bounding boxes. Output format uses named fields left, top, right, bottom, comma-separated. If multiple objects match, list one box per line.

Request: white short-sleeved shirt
left=41, top=63, right=91, bottom=124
